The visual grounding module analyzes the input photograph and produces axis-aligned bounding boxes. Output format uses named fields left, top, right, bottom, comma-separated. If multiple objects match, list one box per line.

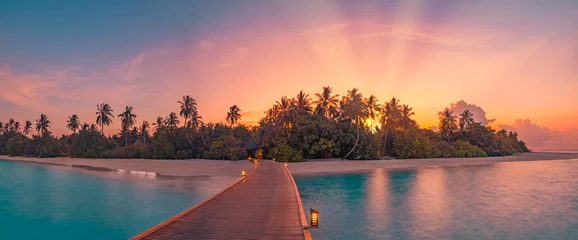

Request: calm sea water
left=296, top=159, right=578, bottom=240
left=0, top=160, right=226, bottom=239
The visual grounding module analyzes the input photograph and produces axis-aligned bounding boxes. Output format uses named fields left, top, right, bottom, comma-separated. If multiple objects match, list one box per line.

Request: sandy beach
left=1, top=152, right=577, bottom=178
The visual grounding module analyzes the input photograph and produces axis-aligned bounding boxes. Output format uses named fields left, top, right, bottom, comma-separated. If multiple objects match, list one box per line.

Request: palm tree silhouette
left=226, top=105, right=242, bottom=127
left=400, top=104, right=416, bottom=130
left=140, top=120, right=150, bottom=145
left=35, top=114, right=51, bottom=134
left=438, top=108, right=457, bottom=142
left=342, top=88, right=367, bottom=160
left=458, top=110, right=475, bottom=132
left=295, top=90, right=312, bottom=115
left=165, top=112, right=180, bottom=128
left=67, top=114, right=81, bottom=133
left=179, top=95, right=198, bottom=127
left=23, top=121, right=32, bottom=136
left=118, top=106, right=137, bottom=146
left=313, top=86, right=340, bottom=119
left=365, top=95, right=382, bottom=128
left=96, top=103, right=114, bottom=134
left=13, top=121, right=21, bottom=133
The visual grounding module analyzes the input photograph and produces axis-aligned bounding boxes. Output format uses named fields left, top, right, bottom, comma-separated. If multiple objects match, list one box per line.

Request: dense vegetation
left=0, top=87, right=528, bottom=161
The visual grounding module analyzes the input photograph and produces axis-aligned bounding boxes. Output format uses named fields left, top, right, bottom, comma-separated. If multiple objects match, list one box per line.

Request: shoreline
left=1, top=152, right=578, bottom=179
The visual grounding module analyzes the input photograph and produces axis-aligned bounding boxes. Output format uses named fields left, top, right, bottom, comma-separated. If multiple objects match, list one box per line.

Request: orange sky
left=1, top=1, right=577, bottom=150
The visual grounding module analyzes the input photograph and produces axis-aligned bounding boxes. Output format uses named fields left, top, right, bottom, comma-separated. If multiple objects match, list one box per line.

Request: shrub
left=101, top=145, right=147, bottom=159
left=39, top=139, right=62, bottom=158
left=6, top=135, right=28, bottom=156
left=268, top=143, right=303, bottom=162
left=227, top=146, right=248, bottom=160
left=72, top=130, right=117, bottom=158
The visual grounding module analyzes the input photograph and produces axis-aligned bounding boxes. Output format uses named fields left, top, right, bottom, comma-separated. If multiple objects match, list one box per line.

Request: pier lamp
left=248, top=157, right=252, bottom=161
left=272, top=158, right=276, bottom=161
left=241, top=169, right=246, bottom=177
left=310, top=208, right=319, bottom=228
left=284, top=163, right=287, bottom=167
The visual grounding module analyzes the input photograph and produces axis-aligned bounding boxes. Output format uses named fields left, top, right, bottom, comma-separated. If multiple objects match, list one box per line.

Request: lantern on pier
left=284, top=163, right=287, bottom=167
left=310, top=208, right=319, bottom=228
left=241, top=169, right=246, bottom=177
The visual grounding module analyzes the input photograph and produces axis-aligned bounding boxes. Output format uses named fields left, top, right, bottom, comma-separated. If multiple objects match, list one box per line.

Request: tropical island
left=0, top=87, right=528, bottom=162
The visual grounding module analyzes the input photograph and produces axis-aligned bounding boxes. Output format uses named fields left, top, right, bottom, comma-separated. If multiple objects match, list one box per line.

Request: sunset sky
left=1, top=0, right=577, bottom=150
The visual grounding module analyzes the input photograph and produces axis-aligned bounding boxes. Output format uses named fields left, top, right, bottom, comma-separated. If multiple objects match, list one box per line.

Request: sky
left=1, top=0, right=577, bottom=150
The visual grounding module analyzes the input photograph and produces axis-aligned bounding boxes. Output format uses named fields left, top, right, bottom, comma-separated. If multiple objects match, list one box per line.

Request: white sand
left=1, top=152, right=577, bottom=178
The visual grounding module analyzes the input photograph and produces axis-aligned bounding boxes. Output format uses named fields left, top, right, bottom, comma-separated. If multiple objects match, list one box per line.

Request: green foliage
left=71, top=130, right=117, bottom=158
left=101, top=145, right=147, bottom=159
left=148, top=128, right=177, bottom=159
left=1, top=89, right=531, bottom=161
left=6, top=134, right=28, bottom=156
left=38, top=139, right=63, bottom=158
left=267, top=143, right=303, bottom=162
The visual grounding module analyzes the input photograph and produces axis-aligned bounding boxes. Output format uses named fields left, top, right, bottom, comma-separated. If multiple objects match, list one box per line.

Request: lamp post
left=241, top=169, right=246, bottom=177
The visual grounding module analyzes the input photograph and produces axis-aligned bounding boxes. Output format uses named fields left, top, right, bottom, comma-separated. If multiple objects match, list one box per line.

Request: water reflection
left=409, top=168, right=449, bottom=239
left=297, top=159, right=578, bottom=240
left=365, top=168, right=389, bottom=233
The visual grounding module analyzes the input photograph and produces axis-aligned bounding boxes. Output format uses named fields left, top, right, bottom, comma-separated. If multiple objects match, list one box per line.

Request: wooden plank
left=131, top=161, right=308, bottom=240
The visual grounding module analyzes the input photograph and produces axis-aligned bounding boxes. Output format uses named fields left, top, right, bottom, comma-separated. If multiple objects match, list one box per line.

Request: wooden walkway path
left=131, top=161, right=312, bottom=240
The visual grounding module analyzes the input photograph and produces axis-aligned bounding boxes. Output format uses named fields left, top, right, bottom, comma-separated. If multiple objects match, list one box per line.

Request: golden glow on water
left=409, top=168, right=449, bottom=238
left=365, top=168, right=389, bottom=232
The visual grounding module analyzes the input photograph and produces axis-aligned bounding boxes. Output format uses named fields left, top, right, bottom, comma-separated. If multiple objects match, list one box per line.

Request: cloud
left=448, top=100, right=494, bottom=125
left=499, top=119, right=578, bottom=151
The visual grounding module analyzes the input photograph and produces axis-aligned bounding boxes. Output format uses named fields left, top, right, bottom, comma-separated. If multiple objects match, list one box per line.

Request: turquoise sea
left=0, top=160, right=209, bottom=239
left=2, top=159, right=578, bottom=239
left=296, top=159, right=578, bottom=240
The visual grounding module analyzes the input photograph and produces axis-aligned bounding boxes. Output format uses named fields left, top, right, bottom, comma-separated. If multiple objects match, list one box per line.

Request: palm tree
left=295, top=90, right=312, bottom=115
left=140, top=120, right=150, bottom=145
left=365, top=95, right=382, bottom=127
left=438, top=108, right=458, bottom=142
left=67, top=114, right=81, bottom=133
left=13, top=121, right=21, bottom=133
left=179, top=95, right=198, bottom=127
left=82, top=123, right=90, bottom=131
left=378, top=97, right=402, bottom=155
left=8, top=118, right=15, bottom=129
left=23, top=121, right=32, bottom=136
left=96, top=103, right=114, bottom=134
left=188, top=109, right=203, bottom=129
left=342, top=88, right=367, bottom=159
left=165, top=112, right=180, bottom=128
left=118, top=106, right=137, bottom=146
left=35, top=114, right=51, bottom=134
left=153, top=116, right=165, bottom=131
left=226, top=105, right=242, bottom=127
left=276, top=96, right=296, bottom=127
left=458, top=110, right=475, bottom=131
left=313, top=86, right=340, bottom=119
left=400, top=104, right=416, bottom=129
left=89, top=124, right=98, bottom=132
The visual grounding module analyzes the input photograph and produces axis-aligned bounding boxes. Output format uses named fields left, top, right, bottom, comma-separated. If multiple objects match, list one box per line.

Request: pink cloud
left=448, top=100, right=494, bottom=125
left=499, top=119, right=578, bottom=151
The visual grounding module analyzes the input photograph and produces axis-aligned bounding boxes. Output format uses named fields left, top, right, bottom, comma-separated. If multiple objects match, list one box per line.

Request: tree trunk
left=383, top=129, right=389, bottom=157
left=343, top=118, right=360, bottom=160
left=125, top=131, right=128, bottom=146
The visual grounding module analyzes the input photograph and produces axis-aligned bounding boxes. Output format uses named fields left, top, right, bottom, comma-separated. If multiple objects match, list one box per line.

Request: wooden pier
left=131, top=161, right=312, bottom=240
